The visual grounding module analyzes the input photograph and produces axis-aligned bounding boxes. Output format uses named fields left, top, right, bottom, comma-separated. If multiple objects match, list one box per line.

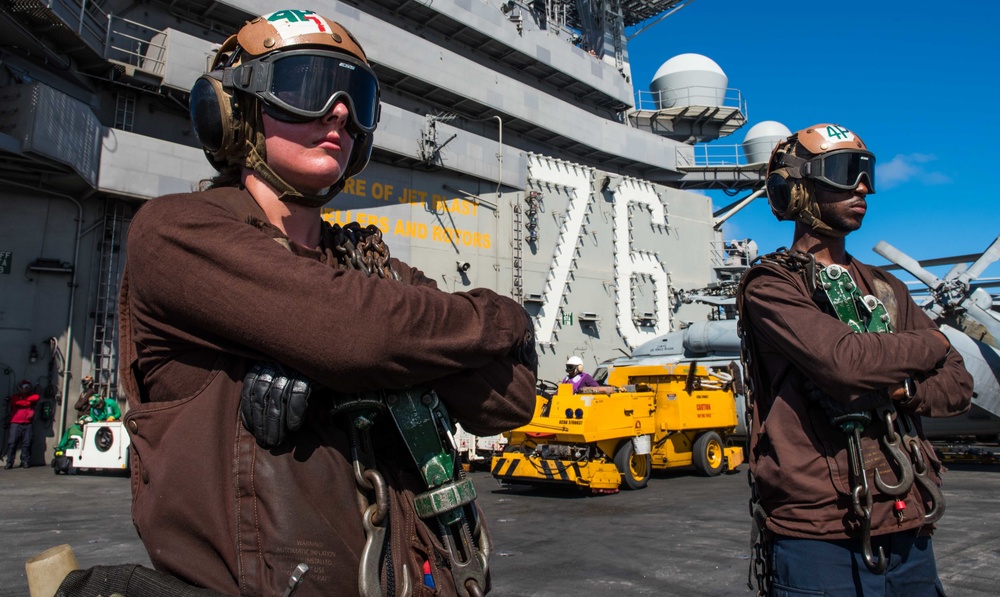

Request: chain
left=328, top=222, right=401, bottom=281
left=324, top=223, right=491, bottom=595
left=759, top=249, right=819, bottom=296
left=337, top=398, right=412, bottom=597
left=323, top=223, right=401, bottom=593
left=738, top=250, right=839, bottom=593
left=898, top=411, right=946, bottom=524
left=736, top=273, right=771, bottom=596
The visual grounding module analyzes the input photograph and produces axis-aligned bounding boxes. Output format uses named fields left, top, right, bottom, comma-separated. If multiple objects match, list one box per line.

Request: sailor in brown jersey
left=738, top=124, right=972, bottom=596
left=106, top=9, right=536, bottom=597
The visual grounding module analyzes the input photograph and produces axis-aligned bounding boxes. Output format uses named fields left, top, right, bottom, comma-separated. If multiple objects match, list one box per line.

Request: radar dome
left=649, top=53, right=727, bottom=109
left=742, top=121, right=792, bottom=164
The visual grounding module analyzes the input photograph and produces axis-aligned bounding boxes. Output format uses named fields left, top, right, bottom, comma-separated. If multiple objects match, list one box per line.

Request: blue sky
left=625, top=0, right=1000, bottom=289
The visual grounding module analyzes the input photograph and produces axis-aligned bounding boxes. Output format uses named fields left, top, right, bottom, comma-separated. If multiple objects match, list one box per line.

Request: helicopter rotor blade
left=873, top=241, right=942, bottom=291
left=963, top=300, right=1000, bottom=343
left=957, top=235, right=1000, bottom=286
left=943, top=263, right=968, bottom=281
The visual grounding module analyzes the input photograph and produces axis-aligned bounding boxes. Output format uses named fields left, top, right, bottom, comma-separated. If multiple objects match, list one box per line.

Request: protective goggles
left=802, top=149, right=876, bottom=193
left=229, top=49, right=380, bottom=134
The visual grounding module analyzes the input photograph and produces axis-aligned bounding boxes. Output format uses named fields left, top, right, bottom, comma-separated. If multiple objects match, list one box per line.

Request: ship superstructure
left=0, top=0, right=768, bottom=452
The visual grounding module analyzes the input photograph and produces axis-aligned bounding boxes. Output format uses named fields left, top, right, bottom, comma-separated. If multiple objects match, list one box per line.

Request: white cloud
left=878, top=153, right=951, bottom=189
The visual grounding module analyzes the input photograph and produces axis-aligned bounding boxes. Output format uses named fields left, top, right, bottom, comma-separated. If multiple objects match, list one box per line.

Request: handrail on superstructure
left=108, top=16, right=168, bottom=74
left=677, top=144, right=754, bottom=168
left=35, top=0, right=167, bottom=77
left=634, top=87, right=747, bottom=117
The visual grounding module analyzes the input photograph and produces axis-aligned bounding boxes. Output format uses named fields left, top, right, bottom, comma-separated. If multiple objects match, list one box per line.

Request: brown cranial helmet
left=189, top=9, right=380, bottom=206
left=765, top=124, right=876, bottom=237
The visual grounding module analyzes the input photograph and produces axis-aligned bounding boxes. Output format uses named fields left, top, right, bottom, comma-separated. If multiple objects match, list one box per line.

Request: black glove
left=509, top=307, right=539, bottom=380
left=240, top=362, right=312, bottom=449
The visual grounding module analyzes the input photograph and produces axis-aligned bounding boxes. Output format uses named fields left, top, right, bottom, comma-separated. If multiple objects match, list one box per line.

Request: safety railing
left=710, top=238, right=758, bottom=269
left=42, top=0, right=107, bottom=53
left=107, top=16, right=167, bottom=75
left=634, top=86, right=747, bottom=116
left=675, top=143, right=748, bottom=167
left=36, top=0, right=167, bottom=76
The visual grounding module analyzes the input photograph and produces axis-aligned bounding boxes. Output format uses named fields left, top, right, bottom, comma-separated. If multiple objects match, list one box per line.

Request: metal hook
left=903, top=432, right=947, bottom=524
left=914, top=469, right=946, bottom=524
left=359, top=505, right=412, bottom=597
left=846, top=425, right=887, bottom=574
left=859, top=513, right=888, bottom=574
left=873, top=408, right=914, bottom=496
left=358, top=505, right=388, bottom=597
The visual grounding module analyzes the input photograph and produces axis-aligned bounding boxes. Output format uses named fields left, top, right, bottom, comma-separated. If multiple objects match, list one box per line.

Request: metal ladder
left=607, top=0, right=626, bottom=73
left=89, top=199, right=126, bottom=400
left=512, top=194, right=524, bottom=303
left=114, top=91, right=135, bottom=131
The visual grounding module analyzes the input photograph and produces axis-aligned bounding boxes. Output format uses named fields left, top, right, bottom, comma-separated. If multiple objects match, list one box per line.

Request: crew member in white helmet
left=562, top=356, right=599, bottom=392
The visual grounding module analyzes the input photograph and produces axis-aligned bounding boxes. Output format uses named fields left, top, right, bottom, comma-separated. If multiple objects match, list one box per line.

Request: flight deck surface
left=1, top=460, right=997, bottom=596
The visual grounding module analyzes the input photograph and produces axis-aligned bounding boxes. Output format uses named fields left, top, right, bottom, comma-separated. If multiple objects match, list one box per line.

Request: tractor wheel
left=692, top=431, right=725, bottom=476
left=614, top=440, right=651, bottom=490
left=52, top=456, right=74, bottom=475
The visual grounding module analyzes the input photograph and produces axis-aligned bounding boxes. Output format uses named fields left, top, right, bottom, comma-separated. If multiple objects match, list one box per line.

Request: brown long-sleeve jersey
left=739, top=253, right=972, bottom=540
left=119, top=186, right=536, bottom=596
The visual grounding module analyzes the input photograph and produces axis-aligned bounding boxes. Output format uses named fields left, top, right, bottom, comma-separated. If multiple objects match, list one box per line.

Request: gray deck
left=1, top=460, right=998, bottom=596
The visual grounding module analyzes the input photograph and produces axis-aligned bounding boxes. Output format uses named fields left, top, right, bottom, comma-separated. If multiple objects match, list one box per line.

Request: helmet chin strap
left=791, top=178, right=850, bottom=239
left=244, top=147, right=344, bottom=208
left=796, top=209, right=850, bottom=239
left=239, top=101, right=347, bottom=208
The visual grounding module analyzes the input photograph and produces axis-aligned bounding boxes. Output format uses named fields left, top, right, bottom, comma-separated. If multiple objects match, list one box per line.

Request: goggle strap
left=776, top=152, right=806, bottom=178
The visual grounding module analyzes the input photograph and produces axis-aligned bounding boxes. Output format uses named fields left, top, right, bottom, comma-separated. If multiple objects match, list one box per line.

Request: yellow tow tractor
left=491, top=362, right=743, bottom=492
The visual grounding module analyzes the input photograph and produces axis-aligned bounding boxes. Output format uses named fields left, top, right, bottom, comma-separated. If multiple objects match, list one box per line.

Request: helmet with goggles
left=765, top=123, right=875, bottom=238
left=190, top=9, right=381, bottom=206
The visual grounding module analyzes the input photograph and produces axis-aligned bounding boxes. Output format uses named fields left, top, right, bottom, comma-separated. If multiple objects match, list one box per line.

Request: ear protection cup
left=766, top=167, right=814, bottom=223
left=766, top=171, right=791, bottom=219
left=189, top=74, right=241, bottom=167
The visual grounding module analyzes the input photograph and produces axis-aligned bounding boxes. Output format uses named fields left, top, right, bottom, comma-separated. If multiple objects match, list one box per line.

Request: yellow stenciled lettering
left=342, top=178, right=357, bottom=196
left=358, top=214, right=389, bottom=230
left=320, top=210, right=352, bottom=226
left=399, top=188, right=415, bottom=204
left=426, top=225, right=489, bottom=247
left=394, top=219, right=428, bottom=239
